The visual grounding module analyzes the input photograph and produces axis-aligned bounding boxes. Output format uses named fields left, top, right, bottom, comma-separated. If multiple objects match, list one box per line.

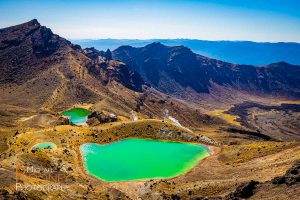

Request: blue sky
left=0, top=0, right=300, bottom=42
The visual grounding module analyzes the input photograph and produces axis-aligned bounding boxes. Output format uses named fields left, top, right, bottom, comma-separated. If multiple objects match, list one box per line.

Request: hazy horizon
left=1, top=0, right=300, bottom=42
left=70, top=38, right=300, bottom=44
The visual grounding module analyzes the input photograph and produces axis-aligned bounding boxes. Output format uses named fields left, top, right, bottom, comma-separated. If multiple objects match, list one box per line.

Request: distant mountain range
left=71, top=39, right=300, bottom=66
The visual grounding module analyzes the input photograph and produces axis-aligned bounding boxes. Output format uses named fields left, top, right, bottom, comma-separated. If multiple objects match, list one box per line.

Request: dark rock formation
left=171, top=194, right=181, bottom=200
left=83, top=47, right=144, bottom=92
left=105, top=49, right=112, bottom=60
left=86, top=117, right=100, bottom=126
left=0, top=189, right=27, bottom=200
left=84, top=47, right=106, bottom=60
left=56, top=117, right=70, bottom=125
left=113, top=42, right=300, bottom=98
left=272, top=160, right=300, bottom=186
left=226, top=102, right=300, bottom=130
left=226, top=180, right=259, bottom=199
left=84, top=48, right=112, bottom=61
left=106, top=62, right=145, bottom=92
left=225, top=128, right=274, bottom=141
left=87, top=111, right=117, bottom=126
left=271, top=176, right=286, bottom=184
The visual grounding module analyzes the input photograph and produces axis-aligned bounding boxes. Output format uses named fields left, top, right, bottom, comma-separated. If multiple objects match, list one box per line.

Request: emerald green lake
left=80, top=138, right=210, bottom=182
left=62, top=108, right=91, bottom=125
left=32, top=142, right=57, bottom=150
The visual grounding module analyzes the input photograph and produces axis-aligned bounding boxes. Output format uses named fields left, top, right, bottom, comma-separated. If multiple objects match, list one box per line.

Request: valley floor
left=0, top=104, right=299, bottom=200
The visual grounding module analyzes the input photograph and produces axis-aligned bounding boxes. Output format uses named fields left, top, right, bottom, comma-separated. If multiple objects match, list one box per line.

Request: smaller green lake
left=80, top=138, right=210, bottom=182
left=62, top=108, right=91, bottom=125
left=32, top=142, right=57, bottom=150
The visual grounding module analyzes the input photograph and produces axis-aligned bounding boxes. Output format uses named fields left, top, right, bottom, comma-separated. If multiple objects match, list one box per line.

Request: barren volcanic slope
left=113, top=43, right=300, bottom=98
left=113, top=43, right=300, bottom=141
left=0, top=19, right=147, bottom=127
left=0, top=20, right=299, bottom=200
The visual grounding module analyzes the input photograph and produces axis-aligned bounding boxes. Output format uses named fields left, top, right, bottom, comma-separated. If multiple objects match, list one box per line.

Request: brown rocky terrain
left=0, top=20, right=299, bottom=200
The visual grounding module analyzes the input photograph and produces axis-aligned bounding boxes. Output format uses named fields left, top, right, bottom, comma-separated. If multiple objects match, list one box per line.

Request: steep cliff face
left=113, top=43, right=300, bottom=98
left=83, top=47, right=144, bottom=92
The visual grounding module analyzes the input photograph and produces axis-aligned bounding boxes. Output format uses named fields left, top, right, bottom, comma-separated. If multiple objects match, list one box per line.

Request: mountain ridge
left=72, top=38, right=300, bottom=66
left=113, top=42, right=300, bottom=99
left=0, top=20, right=221, bottom=128
left=0, top=19, right=145, bottom=113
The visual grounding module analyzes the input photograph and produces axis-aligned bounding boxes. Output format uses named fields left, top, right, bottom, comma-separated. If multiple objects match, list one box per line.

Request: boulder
left=271, top=176, right=285, bottom=184
left=226, top=180, right=259, bottom=199
left=285, top=160, right=300, bottom=185
left=56, top=116, right=70, bottom=125
left=87, top=111, right=117, bottom=125
left=86, top=117, right=100, bottom=126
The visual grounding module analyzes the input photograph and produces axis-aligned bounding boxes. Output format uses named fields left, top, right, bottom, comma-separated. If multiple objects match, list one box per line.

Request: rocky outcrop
left=155, top=125, right=218, bottom=146
left=104, top=49, right=112, bottom=60
left=84, top=47, right=112, bottom=61
left=225, top=128, right=274, bottom=141
left=87, top=111, right=117, bottom=126
left=84, top=47, right=106, bottom=61
left=225, top=180, right=259, bottom=199
left=224, top=161, right=299, bottom=200
left=0, top=189, right=27, bottom=200
left=106, top=61, right=145, bottom=92
left=272, top=160, right=300, bottom=186
left=56, top=116, right=70, bottom=125
left=83, top=48, right=145, bottom=92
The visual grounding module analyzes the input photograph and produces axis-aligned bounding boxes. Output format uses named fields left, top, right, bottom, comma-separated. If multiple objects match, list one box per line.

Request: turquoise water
left=80, top=138, right=210, bottom=182
left=32, top=142, right=57, bottom=150
left=62, top=108, right=91, bottom=125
